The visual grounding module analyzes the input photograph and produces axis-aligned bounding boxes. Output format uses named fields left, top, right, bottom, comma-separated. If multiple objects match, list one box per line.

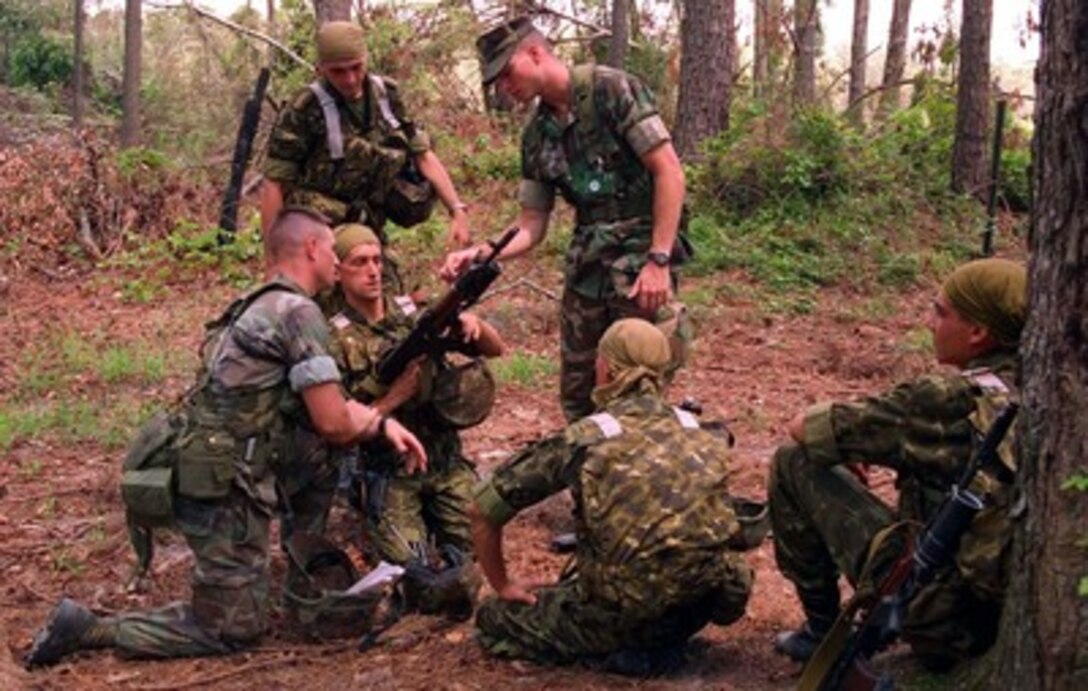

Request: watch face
left=649, top=251, right=670, bottom=266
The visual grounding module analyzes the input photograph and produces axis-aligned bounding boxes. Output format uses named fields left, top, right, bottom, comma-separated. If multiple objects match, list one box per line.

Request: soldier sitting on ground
left=327, top=223, right=504, bottom=619
left=469, top=318, right=753, bottom=674
left=769, top=258, right=1025, bottom=671
left=23, top=210, right=426, bottom=667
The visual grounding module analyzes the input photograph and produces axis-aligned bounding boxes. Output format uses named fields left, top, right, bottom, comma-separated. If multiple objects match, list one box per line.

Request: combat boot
left=24, top=598, right=113, bottom=668
left=773, top=585, right=841, bottom=662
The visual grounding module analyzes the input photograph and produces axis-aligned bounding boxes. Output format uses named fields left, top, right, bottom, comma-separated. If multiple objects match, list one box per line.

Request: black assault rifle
left=800, top=402, right=1019, bottom=691
left=374, top=226, right=519, bottom=387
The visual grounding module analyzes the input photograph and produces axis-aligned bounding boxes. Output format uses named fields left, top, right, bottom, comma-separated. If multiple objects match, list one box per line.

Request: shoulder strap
left=308, top=80, right=345, bottom=161
left=368, top=74, right=402, bottom=130
left=571, top=64, right=597, bottom=127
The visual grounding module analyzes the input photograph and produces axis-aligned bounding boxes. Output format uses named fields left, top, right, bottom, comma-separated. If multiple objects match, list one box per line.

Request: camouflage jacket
left=475, top=382, right=740, bottom=614
left=180, top=275, right=341, bottom=507
left=799, top=349, right=1020, bottom=600
left=326, top=297, right=463, bottom=474
left=519, top=65, right=677, bottom=299
left=263, top=75, right=430, bottom=228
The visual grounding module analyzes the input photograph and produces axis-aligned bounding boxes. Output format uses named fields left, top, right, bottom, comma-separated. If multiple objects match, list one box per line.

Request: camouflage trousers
left=560, top=285, right=690, bottom=422
left=475, top=574, right=742, bottom=665
left=363, top=457, right=477, bottom=565
left=768, top=444, right=1001, bottom=667
left=104, top=470, right=337, bottom=659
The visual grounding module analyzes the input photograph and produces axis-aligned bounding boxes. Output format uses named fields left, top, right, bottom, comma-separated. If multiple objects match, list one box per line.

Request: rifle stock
left=374, top=226, right=519, bottom=387
left=802, top=403, right=1019, bottom=691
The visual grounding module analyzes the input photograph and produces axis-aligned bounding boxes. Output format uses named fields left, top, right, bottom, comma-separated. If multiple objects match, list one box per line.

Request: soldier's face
left=319, top=57, right=367, bottom=100
left=929, top=292, right=985, bottom=369
left=495, top=48, right=540, bottom=104
left=312, top=229, right=340, bottom=292
left=339, top=243, right=383, bottom=302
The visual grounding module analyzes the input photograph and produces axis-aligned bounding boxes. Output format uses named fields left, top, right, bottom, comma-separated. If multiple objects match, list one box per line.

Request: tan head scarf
left=942, top=258, right=1027, bottom=348
left=590, top=318, right=671, bottom=408
left=333, top=223, right=380, bottom=260
left=317, top=21, right=367, bottom=64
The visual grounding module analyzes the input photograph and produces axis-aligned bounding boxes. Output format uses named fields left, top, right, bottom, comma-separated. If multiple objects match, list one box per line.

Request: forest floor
left=0, top=245, right=961, bottom=690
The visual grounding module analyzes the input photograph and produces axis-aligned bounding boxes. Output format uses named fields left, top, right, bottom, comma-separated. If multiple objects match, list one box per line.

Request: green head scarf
left=590, top=318, right=671, bottom=408
left=942, top=258, right=1027, bottom=348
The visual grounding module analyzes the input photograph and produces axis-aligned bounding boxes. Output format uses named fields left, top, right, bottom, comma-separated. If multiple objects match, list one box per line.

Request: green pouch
left=121, top=466, right=175, bottom=527
left=176, top=429, right=238, bottom=499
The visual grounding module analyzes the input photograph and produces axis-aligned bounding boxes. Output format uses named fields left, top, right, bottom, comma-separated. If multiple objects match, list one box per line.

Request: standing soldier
left=769, top=258, right=1025, bottom=671
left=442, top=16, right=691, bottom=421
left=328, top=224, right=504, bottom=618
left=470, top=319, right=752, bottom=673
left=262, top=21, right=471, bottom=290
left=23, top=210, right=426, bottom=667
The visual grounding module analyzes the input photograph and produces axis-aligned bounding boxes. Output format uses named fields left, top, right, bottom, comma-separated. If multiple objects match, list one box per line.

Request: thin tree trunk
left=878, top=0, right=911, bottom=117
left=792, top=0, right=818, bottom=106
left=608, top=0, right=629, bottom=69
left=313, top=0, right=351, bottom=26
left=675, top=0, right=734, bottom=160
left=754, top=0, right=784, bottom=99
left=847, top=0, right=869, bottom=126
left=120, top=0, right=142, bottom=148
left=266, top=0, right=276, bottom=67
left=73, top=0, right=85, bottom=129
left=992, top=1, right=1088, bottom=687
left=950, top=0, right=993, bottom=196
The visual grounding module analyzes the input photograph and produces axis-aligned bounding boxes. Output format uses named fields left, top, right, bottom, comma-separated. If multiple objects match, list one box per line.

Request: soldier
left=442, top=17, right=691, bottom=422
left=770, top=258, right=1026, bottom=671
left=469, top=319, right=752, bottom=672
left=261, top=20, right=470, bottom=288
left=327, top=223, right=504, bottom=616
left=23, top=210, right=427, bottom=667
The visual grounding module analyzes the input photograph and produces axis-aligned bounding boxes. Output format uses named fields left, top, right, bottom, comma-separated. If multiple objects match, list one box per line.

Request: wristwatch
left=647, top=250, right=671, bottom=267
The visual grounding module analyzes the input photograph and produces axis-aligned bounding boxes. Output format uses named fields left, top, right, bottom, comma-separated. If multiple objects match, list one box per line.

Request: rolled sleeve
left=472, top=480, right=518, bottom=526
left=802, top=402, right=843, bottom=467
left=288, top=355, right=340, bottom=392
left=518, top=179, right=556, bottom=211
left=262, top=157, right=301, bottom=184
left=406, top=128, right=431, bottom=155
left=625, top=115, right=671, bottom=157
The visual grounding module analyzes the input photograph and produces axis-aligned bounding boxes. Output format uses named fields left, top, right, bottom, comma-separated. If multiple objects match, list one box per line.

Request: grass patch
left=491, top=352, right=558, bottom=388
left=898, top=326, right=933, bottom=354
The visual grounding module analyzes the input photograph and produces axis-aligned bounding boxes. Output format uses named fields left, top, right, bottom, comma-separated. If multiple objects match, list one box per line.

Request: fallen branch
left=480, top=277, right=560, bottom=303
left=130, top=644, right=354, bottom=690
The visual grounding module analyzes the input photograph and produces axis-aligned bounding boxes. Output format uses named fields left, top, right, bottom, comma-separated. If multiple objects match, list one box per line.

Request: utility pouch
left=175, top=426, right=239, bottom=500
left=121, top=409, right=184, bottom=527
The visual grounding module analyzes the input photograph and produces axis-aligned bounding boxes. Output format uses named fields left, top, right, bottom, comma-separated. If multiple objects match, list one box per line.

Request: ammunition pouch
left=121, top=409, right=185, bottom=528
left=726, top=497, right=770, bottom=552
left=384, top=159, right=436, bottom=228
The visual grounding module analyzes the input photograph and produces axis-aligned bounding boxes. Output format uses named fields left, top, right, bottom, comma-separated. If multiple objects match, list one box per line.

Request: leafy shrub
left=10, top=35, right=72, bottom=90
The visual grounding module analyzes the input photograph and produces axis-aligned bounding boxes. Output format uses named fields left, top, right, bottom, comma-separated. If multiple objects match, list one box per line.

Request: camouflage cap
left=334, top=223, right=380, bottom=260
left=476, top=16, right=541, bottom=86
left=317, top=21, right=367, bottom=64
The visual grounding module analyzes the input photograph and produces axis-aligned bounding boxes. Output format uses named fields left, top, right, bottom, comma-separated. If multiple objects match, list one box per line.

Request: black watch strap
left=647, top=250, right=670, bottom=267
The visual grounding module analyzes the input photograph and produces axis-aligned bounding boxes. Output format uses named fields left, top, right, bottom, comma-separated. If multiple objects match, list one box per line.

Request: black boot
left=24, top=598, right=111, bottom=668
left=773, top=586, right=840, bottom=662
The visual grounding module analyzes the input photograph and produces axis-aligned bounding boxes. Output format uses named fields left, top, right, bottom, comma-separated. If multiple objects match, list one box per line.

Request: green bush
left=10, top=34, right=72, bottom=90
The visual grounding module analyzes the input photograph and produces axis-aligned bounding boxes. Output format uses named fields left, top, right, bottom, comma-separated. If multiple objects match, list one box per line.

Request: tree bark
left=792, top=0, right=818, bottom=106
left=878, top=0, right=911, bottom=117
left=608, top=0, right=628, bottom=69
left=847, top=0, right=869, bottom=126
left=950, top=0, right=993, bottom=196
left=73, top=0, right=85, bottom=129
left=120, top=0, right=142, bottom=148
left=753, top=0, right=784, bottom=99
left=312, top=0, right=351, bottom=26
left=993, top=1, right=1088, bottom=687
left=675, top=0, right=734, bottom=160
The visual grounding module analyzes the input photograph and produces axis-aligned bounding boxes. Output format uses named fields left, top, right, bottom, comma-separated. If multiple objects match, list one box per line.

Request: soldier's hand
left=497, top=580, right=538, bottom=606
left=439, top=247, right=479, bottom=283
left=628, top=262, right=671, bottom=314
left=448, top=209, right=471, bottom=249
left=384, top=417, right=428, bottom=474
left=457, top=313, right=482, bottom=342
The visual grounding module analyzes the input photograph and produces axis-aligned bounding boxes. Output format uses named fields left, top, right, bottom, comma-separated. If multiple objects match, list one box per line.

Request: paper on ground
left=346, top=561, right=406, bottom=595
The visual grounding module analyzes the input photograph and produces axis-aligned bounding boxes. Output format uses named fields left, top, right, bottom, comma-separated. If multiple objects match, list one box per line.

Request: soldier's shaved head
left=267, top=208, right=332, bottom=262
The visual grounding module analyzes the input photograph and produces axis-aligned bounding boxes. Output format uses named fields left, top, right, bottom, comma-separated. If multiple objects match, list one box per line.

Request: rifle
left=801, top=402, right=1019, bottom=691
left=374, top=226, right=518, bottom=388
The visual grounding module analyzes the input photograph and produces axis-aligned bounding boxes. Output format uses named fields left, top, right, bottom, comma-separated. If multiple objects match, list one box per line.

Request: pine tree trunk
left=609, top=0, right=629, bottom=69
left=950, top=0, right=993, bottom=196
left=993, top=0, right=1088, bottom=681
left=73, top=0, right=85, bottom=129
left=675, top=0, right=734, bottom=160
left=847, top=0, right=869, bottom=125
left=313, top=0, right=351, bottom=26
left=120, top=0, right=141, bottom=148
left=792, top=0, right=817, bottom=106
left=878, top=0, right=911, bottom=117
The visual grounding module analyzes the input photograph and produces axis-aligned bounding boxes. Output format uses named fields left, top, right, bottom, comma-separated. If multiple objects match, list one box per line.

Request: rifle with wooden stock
left=799, top=402, right=1019, bottom=691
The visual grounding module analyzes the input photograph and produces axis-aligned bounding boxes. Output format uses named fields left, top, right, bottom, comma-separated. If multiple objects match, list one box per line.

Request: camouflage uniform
left=769, top=350, right=1019, bottom=668
left=106, top=276, right=342, bottom=657
left=328, top=298, right=477, bottom=564
left=518, top=65, right=691, bottom=421
left=473, top=382, right=752, bottom=663
left=264, top=75, right=429, bottom=294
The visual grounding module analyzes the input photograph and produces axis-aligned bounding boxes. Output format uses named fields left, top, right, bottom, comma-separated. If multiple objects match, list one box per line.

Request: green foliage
left=462, top=135, right=520, bottom=182
left=1000, top=147, right=1031, bottom=212
left=492, top=352, right=558, bottom=388
left=1060, top=471, right=1088, bottom=492
left=10, top=34, right=72, bottom=90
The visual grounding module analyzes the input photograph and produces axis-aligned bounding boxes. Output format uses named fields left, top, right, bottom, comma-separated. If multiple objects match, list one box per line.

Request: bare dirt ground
left=0, top=256, right=938, bottom=690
